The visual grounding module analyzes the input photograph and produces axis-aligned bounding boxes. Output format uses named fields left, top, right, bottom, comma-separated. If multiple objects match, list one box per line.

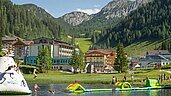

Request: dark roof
left=146, top=50, right=169, bottom=55
left=2, top=36, right=19, bottom=41
left=86, top=49, right=114, bottom=55
left=12, top=38, right=33, bottom=46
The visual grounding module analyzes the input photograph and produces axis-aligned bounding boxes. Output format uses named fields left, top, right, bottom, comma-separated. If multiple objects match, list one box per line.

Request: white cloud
left=93, top=4, right=100, bottom=8
left=76, top=8, right=101, bottom=15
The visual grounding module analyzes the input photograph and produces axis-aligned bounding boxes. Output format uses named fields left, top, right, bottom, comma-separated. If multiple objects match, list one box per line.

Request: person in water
left=74, top=80, right=78, bottom=84
left=48, top=90, right=57, bottom=94
left=34, top=84, right=39, bottom=92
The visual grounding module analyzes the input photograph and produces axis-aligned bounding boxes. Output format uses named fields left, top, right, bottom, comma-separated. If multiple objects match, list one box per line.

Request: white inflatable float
left=0, top=57, right=32, bottom=95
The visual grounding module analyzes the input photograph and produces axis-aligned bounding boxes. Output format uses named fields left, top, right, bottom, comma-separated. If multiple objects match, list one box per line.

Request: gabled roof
left=12, top=38, right=33, bottom=46
left=146, top=50, right=169, bottom=55
left=86, top=49, right=114, bottom=55
left=33, top=37, right=53, bottom=41
left=2, top=36, right=19, bottom=41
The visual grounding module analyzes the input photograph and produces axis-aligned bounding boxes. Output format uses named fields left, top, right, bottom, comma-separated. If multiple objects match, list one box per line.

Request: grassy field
left=24, top=70, right=171, bottom=86
left=75, top=38, right=166, bottom=56
left=124, top=39, right=165, bottom=56
left=75, top=38, right=92, bottom=53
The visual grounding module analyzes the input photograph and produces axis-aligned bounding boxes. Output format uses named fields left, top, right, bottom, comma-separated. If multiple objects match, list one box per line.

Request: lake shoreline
left=24, top=70, right=171, bottom=86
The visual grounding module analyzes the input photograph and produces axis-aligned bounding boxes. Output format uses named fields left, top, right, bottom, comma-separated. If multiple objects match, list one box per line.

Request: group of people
left=34, top=80, right=79, bottom=94
left=158, top=73, right=171, bottom=83
left=112, top=74, right=171, bottom=85
left=112, top=75, right=134, bottom=85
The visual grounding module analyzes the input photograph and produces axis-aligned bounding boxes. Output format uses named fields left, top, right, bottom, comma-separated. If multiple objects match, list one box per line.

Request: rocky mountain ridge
left=61, top=11, right=92, bottom=26
left=61, top=0, right=151, bottom=26
left=99, top=0, right=150, bottom=19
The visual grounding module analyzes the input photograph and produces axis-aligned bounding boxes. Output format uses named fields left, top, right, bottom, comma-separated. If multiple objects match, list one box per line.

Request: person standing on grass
left=112, top=76, right=116, bottom=85
left=163, top=73, right=166, bottom=80
left=115, top=77, right=118, bottom=82
left=123, top=75, right=126, bottom=82
left=131, top=75, right=134, bottom=84
left=33, top=68, right=38, bottom=80
left=160, top=74, right=163, bottom=83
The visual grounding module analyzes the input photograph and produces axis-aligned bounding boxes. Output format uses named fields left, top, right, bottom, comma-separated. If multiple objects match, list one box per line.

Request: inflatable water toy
left=66, top=79, right=171, bottom=93
left=0, top=57, right=32, bottom=95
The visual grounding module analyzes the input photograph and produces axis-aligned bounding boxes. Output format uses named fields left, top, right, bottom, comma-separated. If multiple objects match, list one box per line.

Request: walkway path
left=161, top=70, right=171, bottom=74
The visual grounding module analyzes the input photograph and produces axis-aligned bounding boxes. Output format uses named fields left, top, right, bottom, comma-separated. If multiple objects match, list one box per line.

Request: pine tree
left=78, top=50, right=86, bottom=72
left=37, top=45, right=44, bottom=67
left=114, top=42, right=128, bottom=73
left=44, top=47, right=52, bottom=72
left=37, top=45, right=52, bottom=72
left=0, top=33, right=2, bottom=54
left=0, top=0, right=2, bottom=52
left=70, top=49, right=79, bottom=73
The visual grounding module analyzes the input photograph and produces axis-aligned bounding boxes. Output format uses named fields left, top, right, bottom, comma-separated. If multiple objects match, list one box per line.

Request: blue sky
left=11, top=0, right=112, bottom=18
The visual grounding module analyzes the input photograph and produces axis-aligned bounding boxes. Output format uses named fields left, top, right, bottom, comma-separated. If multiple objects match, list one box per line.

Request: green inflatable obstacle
left=146, top=79, right=159, bottom=87
left=66, top=79, right=171, bottom=93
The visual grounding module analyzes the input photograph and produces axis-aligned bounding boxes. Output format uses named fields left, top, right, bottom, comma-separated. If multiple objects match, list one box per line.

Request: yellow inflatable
left=113, top=82, right=132, bottom=89
left=66, top=84, right=78, bottom=90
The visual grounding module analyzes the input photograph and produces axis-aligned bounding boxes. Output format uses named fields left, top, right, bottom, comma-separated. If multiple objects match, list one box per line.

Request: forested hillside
left=92, top=0, right=171, bottom=49
left=57, top=0, right=150, bottom=38
left=0, top=0, right=62, bottom=39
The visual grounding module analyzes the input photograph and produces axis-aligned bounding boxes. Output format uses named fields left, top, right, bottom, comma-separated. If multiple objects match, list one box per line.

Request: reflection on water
left=27, top=84, right=171, bottom=96
left=1, top=95, right=32, bottom=96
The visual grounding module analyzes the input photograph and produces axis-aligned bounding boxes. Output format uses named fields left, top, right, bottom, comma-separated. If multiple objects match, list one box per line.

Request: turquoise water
left=28, top=84, right=171, bottom=96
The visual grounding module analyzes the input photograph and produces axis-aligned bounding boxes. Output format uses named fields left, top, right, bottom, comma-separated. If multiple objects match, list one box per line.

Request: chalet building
left=128, top=50, right=171, bottom=69
left=85, top=49, right=116, bottom=73
left=12, top=38, right=33, bottom=61
left=26, top=37, right=74, bottom=71
left=2, top=36, right=19, bottom=56
left=139, top=54, right=171, bottom=68
left=2, top=36, right=18, bottom=50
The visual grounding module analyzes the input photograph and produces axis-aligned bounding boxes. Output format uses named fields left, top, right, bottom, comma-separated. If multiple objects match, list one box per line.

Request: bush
left=136, top=67, right=153, bottom=71
left=161, top=64, right=171, bottom=69
left=20, top=65, right=38, bottom=74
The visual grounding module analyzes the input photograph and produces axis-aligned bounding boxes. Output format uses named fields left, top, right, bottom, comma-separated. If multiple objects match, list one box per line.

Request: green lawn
left=75, top=38, right=168, bottom=56
left=24, top=70, right=171, bottom=86
left=125, top=39, right=165, bottom=56
left=74, top=38, right=169, bottom=56
left=75, top=38, right=92, bottom=53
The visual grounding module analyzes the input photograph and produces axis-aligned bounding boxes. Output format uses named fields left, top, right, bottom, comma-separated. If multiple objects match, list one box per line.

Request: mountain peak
left=98, top=0, right=150, bottom=19
left=62, top=11, right=92, bottom=26
left=20, top=3, right=53, bottom=20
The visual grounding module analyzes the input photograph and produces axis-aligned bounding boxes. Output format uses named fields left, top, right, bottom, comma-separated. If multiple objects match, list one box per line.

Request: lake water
left=26, top=84, right=171, bottom=96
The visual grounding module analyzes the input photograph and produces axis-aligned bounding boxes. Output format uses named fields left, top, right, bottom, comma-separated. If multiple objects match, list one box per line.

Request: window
left=60, top=66, right=62, bottom=70
left=57, top=60, right=59, bottom=63
left=54, top=60, right=56, bottom=63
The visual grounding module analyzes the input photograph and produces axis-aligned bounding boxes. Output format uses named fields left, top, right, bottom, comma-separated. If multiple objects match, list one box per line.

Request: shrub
left=20, top=65, right=38, bottom=74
